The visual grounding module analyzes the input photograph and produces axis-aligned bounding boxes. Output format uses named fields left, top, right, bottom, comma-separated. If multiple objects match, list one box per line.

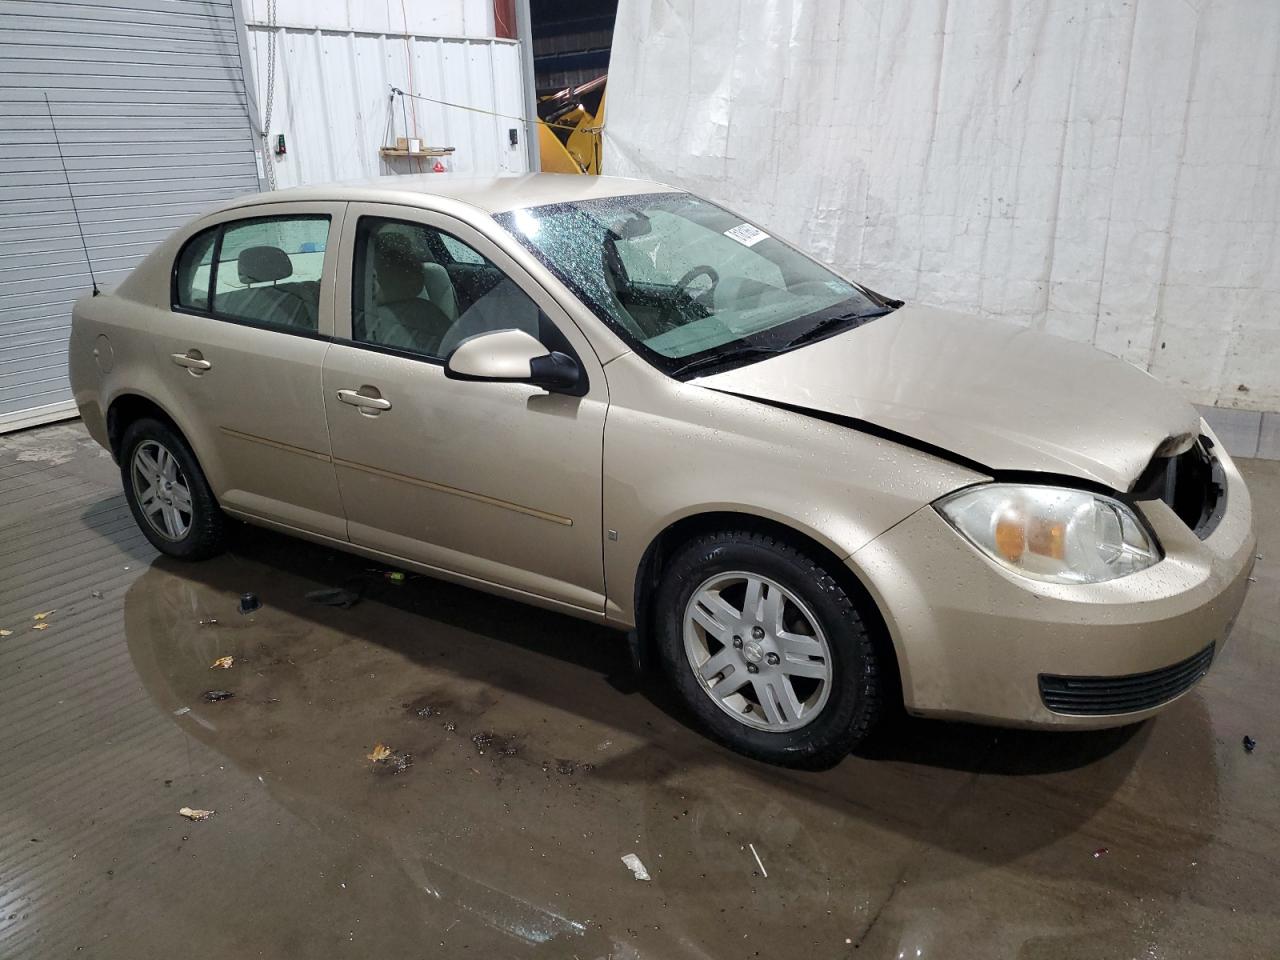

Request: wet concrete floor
left=1, top=422, right=1278, bottom=958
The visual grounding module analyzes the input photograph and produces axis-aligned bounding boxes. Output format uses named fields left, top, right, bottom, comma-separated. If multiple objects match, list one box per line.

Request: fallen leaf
left=33, top=610, right=55, bottom=620
left=367, top=743, right=392, bottom=762
left=210, top=656, right=234, bottom=670
left=179, top=807, right=214, bottom=821
left=32, top=623, right=50, bottom=631
left=0, top=629, right=12, bottom=638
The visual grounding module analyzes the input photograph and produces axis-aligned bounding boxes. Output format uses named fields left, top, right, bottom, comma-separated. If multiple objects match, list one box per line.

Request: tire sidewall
left=654, top=533, right=878, bottom=767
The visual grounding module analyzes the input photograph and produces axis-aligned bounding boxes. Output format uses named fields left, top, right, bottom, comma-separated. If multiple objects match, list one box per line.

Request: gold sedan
left=69, top=174, right=1256, bottom=768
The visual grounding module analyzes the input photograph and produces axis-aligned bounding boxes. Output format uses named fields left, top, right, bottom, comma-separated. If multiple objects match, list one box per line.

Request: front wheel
left=654, top=530, right=884, bottom=768
left=120, top=417, right=226, bottom=560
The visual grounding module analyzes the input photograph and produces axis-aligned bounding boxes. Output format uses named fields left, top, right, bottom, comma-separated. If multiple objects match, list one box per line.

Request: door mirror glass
left=444, top=328, right=581, bottom=393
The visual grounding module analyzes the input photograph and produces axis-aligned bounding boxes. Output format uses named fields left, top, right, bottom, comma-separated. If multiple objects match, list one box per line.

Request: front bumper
left=850, top=434, right=1256, bottom=728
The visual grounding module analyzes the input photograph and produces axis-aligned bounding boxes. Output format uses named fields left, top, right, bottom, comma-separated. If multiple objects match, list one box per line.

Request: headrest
left=238, top=245, right=292, bottom=284
left=374, top=234, right=424, bottom=303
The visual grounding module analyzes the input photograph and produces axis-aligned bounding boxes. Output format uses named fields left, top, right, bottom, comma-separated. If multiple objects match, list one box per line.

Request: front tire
left=654, top=530, right=883, bottom=768
left=120, top=417, right=226, bottom=560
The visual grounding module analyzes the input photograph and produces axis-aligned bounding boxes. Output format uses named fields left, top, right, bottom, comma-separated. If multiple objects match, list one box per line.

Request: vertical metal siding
left=245, top=26, right=529, bottom=188
left=0, top=0, right=261, bottom=431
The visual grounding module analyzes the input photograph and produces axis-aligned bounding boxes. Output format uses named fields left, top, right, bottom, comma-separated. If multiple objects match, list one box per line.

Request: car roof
left=214, top=172, right=683, bottom=216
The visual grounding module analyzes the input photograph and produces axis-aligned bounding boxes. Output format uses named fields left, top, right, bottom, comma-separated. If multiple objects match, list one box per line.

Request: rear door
left=321, top=202, right=608, bottom=613
left=153, top=202, right=347, bottom=539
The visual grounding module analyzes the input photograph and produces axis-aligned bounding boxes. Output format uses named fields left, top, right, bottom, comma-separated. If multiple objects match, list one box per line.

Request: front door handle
left=337, top=388, right=392, bottom=411
left=171, top=351, right=212, bottom=373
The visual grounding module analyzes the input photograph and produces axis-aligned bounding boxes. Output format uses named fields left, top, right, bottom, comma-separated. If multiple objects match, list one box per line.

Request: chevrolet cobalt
left=69, top=175, right=1255, bottom=768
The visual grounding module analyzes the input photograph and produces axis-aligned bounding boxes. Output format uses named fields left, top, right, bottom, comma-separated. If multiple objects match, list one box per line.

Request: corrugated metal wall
left=242, top=0, right=495, bottom=37
left=0, top=0, right=261, bottom=432
left=244, top=25, right=529, bottom=188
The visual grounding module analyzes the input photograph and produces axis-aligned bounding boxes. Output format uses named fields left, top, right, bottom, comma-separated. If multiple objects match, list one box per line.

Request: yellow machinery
left=537, top=75, right=605, bottom=175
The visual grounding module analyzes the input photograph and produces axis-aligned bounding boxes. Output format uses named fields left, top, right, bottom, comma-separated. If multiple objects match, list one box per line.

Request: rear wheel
left=654, top=530, right=883, bottom=768
left=120, top=417, right=226, bottom=560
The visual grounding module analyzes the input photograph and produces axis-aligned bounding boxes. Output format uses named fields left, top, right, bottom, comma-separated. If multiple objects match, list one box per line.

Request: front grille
left=1039, top=643, right=1215, bottom=716
left=1132, top=435, right=1226, bottom=539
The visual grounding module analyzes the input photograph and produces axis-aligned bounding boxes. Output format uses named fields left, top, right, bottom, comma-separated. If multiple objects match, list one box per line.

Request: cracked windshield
left=498, top=193, right=879, bottom=361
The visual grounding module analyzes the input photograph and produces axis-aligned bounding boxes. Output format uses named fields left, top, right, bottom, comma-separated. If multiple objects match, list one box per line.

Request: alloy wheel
left=683, top=571, right=833, bottom=731
left=131, top=439, right=194, bottom=541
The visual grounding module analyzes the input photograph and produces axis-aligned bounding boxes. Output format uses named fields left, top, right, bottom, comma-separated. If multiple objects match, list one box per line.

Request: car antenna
left=43, top=92, right=99, bottom=296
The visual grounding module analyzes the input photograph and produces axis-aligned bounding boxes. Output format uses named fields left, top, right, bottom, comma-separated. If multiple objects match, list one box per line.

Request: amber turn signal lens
left=1029, top=519, right=1066, bottom=559
left=994, top=514, right=1066, bottom=562
left=994, top=515, right=1025, bottom=561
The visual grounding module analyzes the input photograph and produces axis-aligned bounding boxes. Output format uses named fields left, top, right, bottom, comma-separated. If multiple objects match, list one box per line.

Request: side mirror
left=444, top=328, right=582, bottom=393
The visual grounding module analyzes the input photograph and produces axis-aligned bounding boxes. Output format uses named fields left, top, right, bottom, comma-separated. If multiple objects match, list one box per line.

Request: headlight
left=936, top=484, right=1160, bottom=584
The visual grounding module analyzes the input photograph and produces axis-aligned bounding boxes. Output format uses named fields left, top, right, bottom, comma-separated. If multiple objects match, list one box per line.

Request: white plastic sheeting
left=245, top=13, right=528, bottom=188
left=606, top=0, right=1280, bottom=411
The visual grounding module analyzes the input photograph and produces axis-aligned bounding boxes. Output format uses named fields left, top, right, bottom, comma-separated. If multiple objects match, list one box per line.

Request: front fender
left=599, top=354, right=984, bottom=625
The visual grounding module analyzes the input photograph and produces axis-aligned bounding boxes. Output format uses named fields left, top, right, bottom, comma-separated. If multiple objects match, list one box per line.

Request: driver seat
left=368, top=238, right=450, bottom=354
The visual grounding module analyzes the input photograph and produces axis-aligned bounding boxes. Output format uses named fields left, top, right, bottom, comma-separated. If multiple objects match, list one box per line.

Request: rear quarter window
left=174, top=227, right=217, bottom=311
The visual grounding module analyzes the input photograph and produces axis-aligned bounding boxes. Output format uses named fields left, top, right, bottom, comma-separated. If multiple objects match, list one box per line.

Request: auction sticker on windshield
left=723, top=223, right=770, bottom=247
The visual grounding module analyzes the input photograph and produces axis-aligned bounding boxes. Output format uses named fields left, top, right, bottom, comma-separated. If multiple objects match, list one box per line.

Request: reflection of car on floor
left=69, top=173, right=1255, bottom=768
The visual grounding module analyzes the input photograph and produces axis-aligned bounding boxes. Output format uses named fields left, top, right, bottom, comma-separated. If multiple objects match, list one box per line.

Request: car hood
left=693, top=306, right=1201, bottom=492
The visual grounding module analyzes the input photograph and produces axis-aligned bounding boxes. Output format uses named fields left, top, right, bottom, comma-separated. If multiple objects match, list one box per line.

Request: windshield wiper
left=783, top=308, right=894, bottom=350
left=668, top=344, right=783, bottom=379
left=669, top=306, right=897, bottom=379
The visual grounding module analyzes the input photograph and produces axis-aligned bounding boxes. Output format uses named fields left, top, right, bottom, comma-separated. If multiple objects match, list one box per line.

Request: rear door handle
left=337, top=388, right=391, bottom=411
left=171, top=351, right=211, bottom=372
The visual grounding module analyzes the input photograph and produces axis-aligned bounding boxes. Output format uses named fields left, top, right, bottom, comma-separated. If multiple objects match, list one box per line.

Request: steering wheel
left=656, top=265, right=720, bottom=330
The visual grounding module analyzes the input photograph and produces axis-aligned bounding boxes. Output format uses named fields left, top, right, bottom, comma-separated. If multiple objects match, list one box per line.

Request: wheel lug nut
left=766, top=652, right=779, bottom=665
left=751, top=626, right=765, bottom=640
left=746, top=663, right=759, bottom=674
left=732, top=636, right=743, bottom=648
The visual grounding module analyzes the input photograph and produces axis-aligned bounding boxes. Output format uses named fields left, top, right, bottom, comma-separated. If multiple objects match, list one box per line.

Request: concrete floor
left=1, top=422, right=1277, bottom=960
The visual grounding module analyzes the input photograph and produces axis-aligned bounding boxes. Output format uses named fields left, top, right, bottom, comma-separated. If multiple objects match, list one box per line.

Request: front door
left=321, top=203, right=608, bottom=613
left=156, top=202, right=347, bottom=538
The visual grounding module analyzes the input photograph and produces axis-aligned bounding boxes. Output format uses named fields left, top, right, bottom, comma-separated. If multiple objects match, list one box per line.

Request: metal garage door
left=0, top=0, right=261, bottom=432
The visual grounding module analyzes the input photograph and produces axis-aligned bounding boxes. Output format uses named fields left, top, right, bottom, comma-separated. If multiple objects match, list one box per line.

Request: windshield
left=494, top=192, right=889, bottom=375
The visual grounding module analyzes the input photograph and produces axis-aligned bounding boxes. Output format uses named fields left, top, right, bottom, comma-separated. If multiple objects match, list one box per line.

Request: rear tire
left=120, top=417, right=226, bottom=560
left=654, top=530, right=883, bottom=769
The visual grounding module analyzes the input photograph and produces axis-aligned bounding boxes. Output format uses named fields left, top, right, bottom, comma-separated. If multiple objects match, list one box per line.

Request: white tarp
left=605, top=0, right=1280, bottom=412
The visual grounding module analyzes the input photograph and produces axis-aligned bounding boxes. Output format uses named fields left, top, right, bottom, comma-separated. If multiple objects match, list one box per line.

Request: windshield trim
left=493, top=192, right=897, bottom=380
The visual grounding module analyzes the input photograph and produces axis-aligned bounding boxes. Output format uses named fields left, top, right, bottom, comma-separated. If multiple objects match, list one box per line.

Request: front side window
left=173, top=215, right=330, bottom=333
left=495, top=193, right=893, bottom=376
left=440, top=234, right=485, bottom=265
left=351, top=216, right=542, bottom=360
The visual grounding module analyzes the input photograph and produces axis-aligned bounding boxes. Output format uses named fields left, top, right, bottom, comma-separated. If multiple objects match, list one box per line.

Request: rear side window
left=173, top=215, right=330, bottom=333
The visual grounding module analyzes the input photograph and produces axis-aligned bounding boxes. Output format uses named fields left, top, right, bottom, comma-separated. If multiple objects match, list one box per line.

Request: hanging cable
left=389, top=86, right=602, bottom=134
left=399, top=0, right=424, bottom=172
left=381, top=89, right=397, bottom=152
left=44, top=93, right=99, bottom=296
left=259, top=0, right=279, bottom=190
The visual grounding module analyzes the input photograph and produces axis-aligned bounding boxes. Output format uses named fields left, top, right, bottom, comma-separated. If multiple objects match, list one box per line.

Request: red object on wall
left=493, top=0, right=516, bottom=39
left=432, top=159, right=446, bottom=173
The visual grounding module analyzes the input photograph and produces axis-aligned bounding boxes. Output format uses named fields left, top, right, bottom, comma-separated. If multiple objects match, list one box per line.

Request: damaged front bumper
left=849, top=428, right=1256, bottom=728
